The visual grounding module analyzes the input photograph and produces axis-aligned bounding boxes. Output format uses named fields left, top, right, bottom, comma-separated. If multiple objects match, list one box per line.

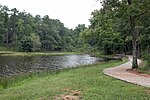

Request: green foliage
left=0, top=5, right=86, bottom=52
left=80, top=0, right=150, bottom=58
left=0, top=46, right=8, bottom=51
left=80, top=9, right=124, bottom=55
left=80, top=0, right=150, bottom=68
left=142, top=52, right=150, bottom=69
left=30, top=33, right=41, bottom=51
left=19, top=36, right=33, bottom=52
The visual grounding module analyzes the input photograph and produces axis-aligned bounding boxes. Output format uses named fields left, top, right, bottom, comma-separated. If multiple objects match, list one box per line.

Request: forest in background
left=0, top=0, right=150, bottom=69
left=0, top=4, right=87, bottom=52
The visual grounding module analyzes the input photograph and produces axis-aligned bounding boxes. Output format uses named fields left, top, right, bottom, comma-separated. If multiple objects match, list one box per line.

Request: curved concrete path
left=103, top=56, right=150, bottom=88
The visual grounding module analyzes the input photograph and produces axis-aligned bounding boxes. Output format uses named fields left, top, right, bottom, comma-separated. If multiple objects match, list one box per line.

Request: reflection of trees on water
left=0, top=55, right=100, bottom=77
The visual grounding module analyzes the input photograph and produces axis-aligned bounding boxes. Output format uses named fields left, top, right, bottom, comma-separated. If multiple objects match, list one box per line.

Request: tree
left=1, top=6, right=10, bottom=48
left=80, top=8, right=124, bottom=54
left=0, top=5, right=5, bottom=45
left=98, top=0, right=150, bottom=69
left=19, top=36, right=33, bottom=52
left=30, top=33, right=41, bottom=51
left=0, top=4, right=84, bottom=52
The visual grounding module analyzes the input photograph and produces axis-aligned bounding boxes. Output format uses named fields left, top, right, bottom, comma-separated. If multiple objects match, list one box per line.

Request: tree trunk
left=137, top=30, right=141, bottom=58
left=132, top=41, right=138, bottom=69
left=137, top=44, right=141, bottom=58
left=128, top=0, right=138, bottom=69
left=131, top=18, right=138, bottom=69
left=6, top=30, right=9, bottom=48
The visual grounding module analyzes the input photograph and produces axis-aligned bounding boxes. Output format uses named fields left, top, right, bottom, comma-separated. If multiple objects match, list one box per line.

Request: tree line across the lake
left=0, top=0, right=150, bottom=69
left=0, top=4, right=87, bottom=52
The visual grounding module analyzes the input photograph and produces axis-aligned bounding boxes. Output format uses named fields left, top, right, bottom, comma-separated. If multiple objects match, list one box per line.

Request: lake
left=0, top=54, right=104, bottom=77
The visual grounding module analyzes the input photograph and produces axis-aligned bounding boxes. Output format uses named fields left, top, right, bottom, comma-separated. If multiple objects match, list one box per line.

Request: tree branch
left=135, top=9, right=150, bottom=19
left=127, top=0, right=132, bottom=5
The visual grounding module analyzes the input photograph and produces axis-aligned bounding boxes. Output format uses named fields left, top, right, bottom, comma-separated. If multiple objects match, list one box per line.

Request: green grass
left=0, top=59, right=149, bottom=100
left=0, top=46, right=8, bottom=51
left=0, top=51, right=80, bottom=56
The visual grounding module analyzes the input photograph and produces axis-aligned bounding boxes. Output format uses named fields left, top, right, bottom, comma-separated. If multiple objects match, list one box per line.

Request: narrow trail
left=103, top=56, right=150, bottom=88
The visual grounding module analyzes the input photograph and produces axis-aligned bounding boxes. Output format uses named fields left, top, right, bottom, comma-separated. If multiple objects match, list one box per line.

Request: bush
left=0, top=46, right=8, bottom=51
left=142, top=52, right=150, bottom=70
left=19, top=37, right=33, bottom=52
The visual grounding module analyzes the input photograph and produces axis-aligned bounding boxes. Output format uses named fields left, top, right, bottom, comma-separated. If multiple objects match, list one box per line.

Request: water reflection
left=0, top=54, right=100, bottom=77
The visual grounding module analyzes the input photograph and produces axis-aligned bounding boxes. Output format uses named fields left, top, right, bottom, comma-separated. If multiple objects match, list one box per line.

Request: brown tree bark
left=127, top=0, right=138, bottom=69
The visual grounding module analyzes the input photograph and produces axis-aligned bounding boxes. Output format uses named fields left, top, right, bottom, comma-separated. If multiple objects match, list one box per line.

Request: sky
left=0, top=0, right=101, bottom=29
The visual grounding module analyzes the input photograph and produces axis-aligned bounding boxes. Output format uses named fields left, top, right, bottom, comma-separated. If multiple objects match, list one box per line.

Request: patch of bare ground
left=127, top=69, right=150, bottom=77
left=127, top=59, right=150, bottom=77
left=145, top=89, right=150, bottom=94
left=54, top=88, right=81, bottom=100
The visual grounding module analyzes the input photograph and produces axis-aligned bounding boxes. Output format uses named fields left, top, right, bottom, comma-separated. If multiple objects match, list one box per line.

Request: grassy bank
left=0, top=59, right=149, bottom=100
left=0, top=51, right=80, bottom=56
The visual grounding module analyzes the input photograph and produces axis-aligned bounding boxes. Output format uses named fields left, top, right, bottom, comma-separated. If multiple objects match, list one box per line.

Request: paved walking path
left=103, top=56, right=150, bottom=88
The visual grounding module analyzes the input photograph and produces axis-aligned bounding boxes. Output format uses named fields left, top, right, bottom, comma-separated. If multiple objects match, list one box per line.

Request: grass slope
left=0, top=60, right=150, bottom=100
left=0, top=51, right=79, bottom=56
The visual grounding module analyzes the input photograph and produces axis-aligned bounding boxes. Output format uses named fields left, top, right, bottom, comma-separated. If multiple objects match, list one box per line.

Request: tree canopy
left=0, top=4, right=86, bottom=52
left=80, top=0, right=150, bottom=69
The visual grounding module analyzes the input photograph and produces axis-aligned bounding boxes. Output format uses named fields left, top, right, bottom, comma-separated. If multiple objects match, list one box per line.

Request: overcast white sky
left=0, top=0, right=101, bottom=29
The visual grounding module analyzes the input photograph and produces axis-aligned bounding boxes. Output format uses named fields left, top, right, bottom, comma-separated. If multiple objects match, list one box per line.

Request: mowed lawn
left=0, top=60, right=150, bottom=100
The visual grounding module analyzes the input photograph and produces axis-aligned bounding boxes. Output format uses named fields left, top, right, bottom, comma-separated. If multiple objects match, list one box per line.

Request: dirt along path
left=103, top=55, right=150, bottom=88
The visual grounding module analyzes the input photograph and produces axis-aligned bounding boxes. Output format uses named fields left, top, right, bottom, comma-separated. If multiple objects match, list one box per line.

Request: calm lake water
left=0, top=54, right=103, bottom=77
